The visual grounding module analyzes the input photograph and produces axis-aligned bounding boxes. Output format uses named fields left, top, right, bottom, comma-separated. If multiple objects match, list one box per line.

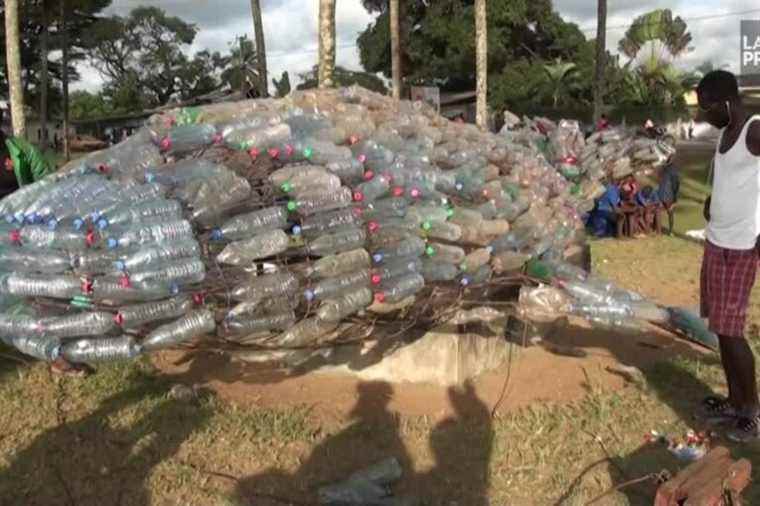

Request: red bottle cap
left=363, top=170, right=375, bottom=181
left=97, top=163, right=110, bottom=174
left=371, top=274, right=382, bottom=285
left=113, top=313, right=125, bottom=326
left=119, top=275, right=131, bottom=288
left=284, top=144, right=295, bottom=157
left=374, top=292, right=386, bottom=304
left=192, top=292, right=205, bottom=305
left=85, top=231, right=97, bottom=247
left=392, top=187, right=405, bottom=197
left=248, top=147, right=261, bottom=159
left=349, top=134, right=360, bottom=145
left=81, top=279, right=94, bottom=295
left=367, top=221, right=380, bottom=233
left=9, top=229, right=21, bottom=244
left=159, top=137, right=172, bottom=152
left=212, top=133, right=223, bottom=144
left=353, top=191, right=364, bottom=202
left=410, top=188, right=422, bottom=199
left=268, top=147, right=280, bottom=159
left=358, top=154, right=367, bottom=164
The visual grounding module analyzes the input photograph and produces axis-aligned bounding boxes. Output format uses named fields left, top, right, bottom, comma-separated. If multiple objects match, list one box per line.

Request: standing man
left=697, top=70, right=760, bottom=442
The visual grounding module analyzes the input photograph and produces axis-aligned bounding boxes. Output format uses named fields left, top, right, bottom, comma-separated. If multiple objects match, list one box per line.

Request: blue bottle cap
left=73, top=218, right=85, bottom=230
left=170, top=283, right=180, bottom=295
left=107, top=238, right=119, bottom=249
left=89, top=212, right=101, bottom=221
left=114, top=260, right=126, bottom=271
left=210, top=228, right=223, bottom=241
left=4, top=214, right=14, bottom=224
left=460, top=276, right=471, bottom=287
left=485, top=246, right=494, bottom=254
left=46, top=218, right=58, bottom=231
left=291, top=225, right=302, bottom=236
left=13, top=212, right=24, bottom=224
left=97, top=218, right=109, bottom=230
left=372, top=253, right=383, bottom=264
left=455, top=182, right=464, bottom=191
left=145, top=172, right=155, bottom=183
left=304, top=289, right=315, bottom=302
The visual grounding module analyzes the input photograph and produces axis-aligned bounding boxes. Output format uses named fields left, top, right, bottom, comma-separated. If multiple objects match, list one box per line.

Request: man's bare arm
left=748, top=120, right=760, bottom=156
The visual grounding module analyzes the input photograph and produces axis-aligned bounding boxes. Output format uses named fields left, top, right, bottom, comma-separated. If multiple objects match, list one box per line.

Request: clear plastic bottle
left=10, top=335, right=61, bottom=361
left=421, top=260, right=459, bottom=282
left=213, top=207, right=288, bottom=242
left=489, top=232, right=529, bottom=254
left=1, top=273, right=83, bottom=299
left=106, top=220, right=194, bottom=249
left=0, top=313, right=44, bottom=337
left=92, top=279, right=174, bottom=303
left=424, top=243, right=465, bottom=264
left=306, top=227, right=367, bottom=257
left=362, top=197, right=408, bottom=220
left=478, top=219, right=510, bottom=237
left=304, top=270, right=370, bottom=302
left=115, top=296, right=194, bottom=328
left=41, top=311, right=116, bottom=338
left=18, top=226, right=87, bottom=251
left=160, top=123, right=219, bottom=153
left=68, top=183, right=167, bottom=229
left=353, top=175, right=390, bottom=203
left=461, top=247, right=492, bottom=273
left=299, top=208, right=362, bottom=238
left=371, top=237, right=426, bottom=264
left=141, top=310, right=216, bottom=351
left=129, top=259, right=206, bottom=289
left=450, top=208, right=484, bottom=229
left=306, top=248, right=371, bottom=279
left=375, top=274, right=425, bottom=304
left=461, top=265, right=492, bottom=286
left=317, top=287, right=373, bottom=322
left=371, top=257, right=422, bottom=285
left=0, top=246, right=71, bottom=274
left=60, top=336, right=141, bottom=363
left=422, top=220, right=462, bottom=242
left=272, top=168, right=342, bottom=198
left=217, top=230, right=290, bottom=265
left=491, top=251, right=530, bottom=274
left=224, top=310, right=297, bottom=336
left=267, top=317, right=337, bottom=348
left=97, top=200, right=182, bottom=229
left=326, top=158, right=365, bottom=184
left=292, top=187, right=353, bottom=216
left=117, top=240, right=201, bottom=272
left=227, top=296, right=299, bottom=321
left=231, top=271, right=300, bottom=302
left=224, top=123, right=292, bottom=151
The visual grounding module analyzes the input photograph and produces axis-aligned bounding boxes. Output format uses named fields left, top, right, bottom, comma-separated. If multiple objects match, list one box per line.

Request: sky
left=73, top=0, right=760, bottom=93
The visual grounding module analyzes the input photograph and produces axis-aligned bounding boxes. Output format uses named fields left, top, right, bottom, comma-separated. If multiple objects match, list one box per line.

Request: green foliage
left=297, top=66, right=388, bottom=94
left=221, top=35, right=262, bottom=96
left=273, top=71, right=292, bottom=98
left=618, top=9, right=691, bottom=62
left=69, top=90, right=115, bottom=120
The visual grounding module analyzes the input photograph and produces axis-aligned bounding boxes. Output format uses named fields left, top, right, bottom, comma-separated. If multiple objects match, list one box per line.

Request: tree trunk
left=390, top=0, right=401, bottom=100
left=5, top=0, right=26, bottom=138
left=40, top=4, right=50, bottom=151
left=61, top=0, right=70, bottom=160
left=250, top=0, right=268, bottom=97
left=475, top=0, right=488, bottom=130
left=318, top=0, right=336, bottom=89
left=593, top=0, right=607, bottom=123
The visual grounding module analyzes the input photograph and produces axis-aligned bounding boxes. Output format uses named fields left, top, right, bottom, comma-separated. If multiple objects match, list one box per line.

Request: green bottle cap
left=287, top=201, right=298, bottom=212
left=446, top=208, right=455, bottom=218
left=421, top=221, right=432, bottom=231
left=281, top=181, right=293, bottom=193
left=303, top=147, right=313, bottom=159
left=425, top=246, right=436, bottom=256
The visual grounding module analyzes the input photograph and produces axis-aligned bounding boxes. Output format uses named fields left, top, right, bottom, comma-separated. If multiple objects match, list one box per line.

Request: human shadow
left=0, top=368, right=213, bottom=506
left=234, top=380, right=494, bottom=505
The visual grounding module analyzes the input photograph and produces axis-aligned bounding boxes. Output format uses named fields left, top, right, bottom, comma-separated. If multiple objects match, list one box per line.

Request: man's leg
left=721, top=335, right=760, bottom=417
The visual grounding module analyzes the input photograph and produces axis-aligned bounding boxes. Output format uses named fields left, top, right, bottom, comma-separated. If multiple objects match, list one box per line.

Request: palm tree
left=593, top=0, right=607, bottom=123
left=221, top=36, right=261, bottom=97
left=250, top=0, right=268, bottom=97
left=390, top=0, right=401, bottom=100
left=40, top=2, right=51, bottom=151
left=474, top=0, right=487, bottom=130
left=61, top=0, right=71, bottom=160
left=5, top=0, right=26, bottom=138
left=543, top=59, right=579, bottom=108
left=318, top=0, right=337, bottom=88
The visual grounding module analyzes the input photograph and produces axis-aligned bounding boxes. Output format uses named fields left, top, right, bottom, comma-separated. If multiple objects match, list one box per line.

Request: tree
left=39, top=2, right=51, bottom=150
left=221, top=36, right=260, bottom=98
left=250, top=0, right=268, bottom=97
left=61, top=0, right=71, bottom=159
left=543, top=59, right=579, bottom=108
left=318, top=0, right=337, bottom=88
left=69, top=90, right=114, bottom=120
left=297, top=65, right=388, bottom=94
left=87, top=7, right=226, bottom=109
left=4, top=0, right=26, bottom=138
left=273, top=71, right=292, bottom=97
left=390, top=0, right=401, bottom=100
left=475, top=0, right=487, bottom=129
left=593, top=0, right=606, bottom=122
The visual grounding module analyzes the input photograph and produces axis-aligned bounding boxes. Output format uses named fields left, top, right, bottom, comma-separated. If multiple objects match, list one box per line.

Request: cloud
left=73, top=0, right=377, bottom=92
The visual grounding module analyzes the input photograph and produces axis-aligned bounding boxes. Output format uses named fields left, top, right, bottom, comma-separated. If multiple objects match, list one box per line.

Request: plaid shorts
left=700, top=240, right=758, bottom=338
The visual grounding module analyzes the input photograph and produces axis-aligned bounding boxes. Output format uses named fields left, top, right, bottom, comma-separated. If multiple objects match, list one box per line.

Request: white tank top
left=707, top=115, right=760, bottom=250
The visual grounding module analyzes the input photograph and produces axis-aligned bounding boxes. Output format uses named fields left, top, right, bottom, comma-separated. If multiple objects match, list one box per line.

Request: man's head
left=697, top=70, right=740, bottom=129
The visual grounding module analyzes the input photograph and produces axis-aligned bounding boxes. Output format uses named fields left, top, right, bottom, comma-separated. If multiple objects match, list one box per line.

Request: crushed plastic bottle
left=141, top=310, right=216, bottom=351
left=217, top=230, right=290, bottom=265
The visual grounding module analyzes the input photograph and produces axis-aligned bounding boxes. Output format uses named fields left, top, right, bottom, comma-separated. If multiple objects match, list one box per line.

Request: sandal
left=694, top=395, right=739, bottom=423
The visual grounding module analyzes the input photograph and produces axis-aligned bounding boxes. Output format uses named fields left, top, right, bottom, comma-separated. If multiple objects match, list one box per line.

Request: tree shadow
left=233, top=380, right=493, bottom=506
left=0, top=368, right=213, bottom=506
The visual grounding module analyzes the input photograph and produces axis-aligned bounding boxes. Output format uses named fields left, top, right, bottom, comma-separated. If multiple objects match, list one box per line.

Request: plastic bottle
left=106, top=220, right=194, bottom=249
left=292, top=187, right=353, bottom=216
left=129, top=259, right=206, bottom=289
left=60, top=336, right=141, bottom=363
left=10, top=335, right=61, bottom=361
left=294, top=138, right=353, bottom=166
left=371, top=257, right=422, bottom=285
left=421, top=260, right=459, bottom=282
left=40, top=311, right=116, bottom=338
left=160, top=123, right=219, bottom=153
left=0, top=313, right=44, bottom=337
left=97, top=200, right=182, bottom=229
left=491, top=251, right=530, bottom=274
left=569, top=302, right=632, bottom=320
left=353, top=175, right=390, bottom=203
left=450, top=208, right=484, bottom=229
left=461, top=265, right=492, bottom=286
left=267, top=317, right=337, bottom=348
left=224, top=123, right=292, bottom=151
left=231, top=271, right=300, bottom=302
left=17, top=226, right=87, bottom=251
left=326, top=159, right=365, bottom=184
left=0, top=246, right=71, bottom=274
left=1, top=273, right=83, bottom=299
left=368, top=226, right=415, bottom=250
left=92, top=279, right=173, bottom=303
left=352, top=140, right=395, bottom=171
left=424, top=243, right=465, bottom=264
left=224, top=310, right=297, bottom=336
left=306, top=227, right=367, bottom=257
left=67, top=183, right=167, bottom=228
left=489, top=232, right=529, bottom=254
left=304, top=270, right=370, bottom=303
left=421, top=220, right=462, bottom=242
left=362, top=197, right=408, bottom=220
left=375, top=274, right=424, bottom=304
left=144, top=159, right=221, bottom=186
left=461, top=247, right=492, bottom=273
left=213, top=207, right=288, bottom=241
left=118, top=240, right=201, bottom=272
left=141, top=310, right=216, bottom=351
left=317, top=288, right=373, bottom=322
left=115, top=296, right=194, bottom=328
left=306, top=248, right=371, bottom=279
left=478, top=219, right=510, bottom=237
left=406, top=205, right=450, bottom=225
left=217, top=230, right=290, bottom=265
left=273, top=168, right=342, bottom=197
left=371, top=237, right=426, bottom=264
left=299, top=208, right=362, bottom=238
